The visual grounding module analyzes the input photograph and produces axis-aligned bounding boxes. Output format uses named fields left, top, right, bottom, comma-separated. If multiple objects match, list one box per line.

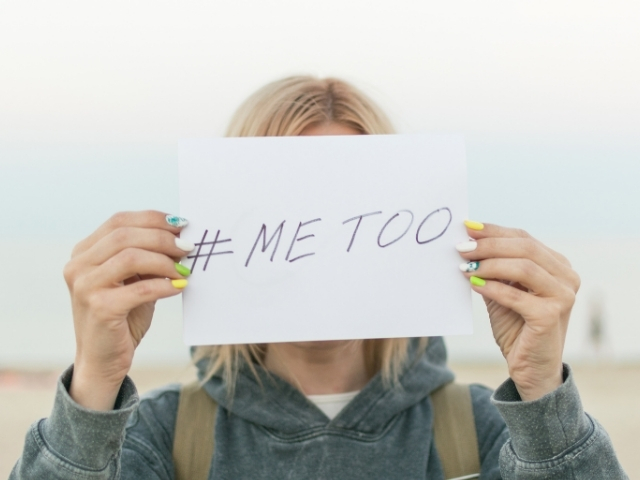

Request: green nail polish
left=175, top=263, right=191, bottom=277
left=166, top=215, right=188, bottom=227
left=470, top=276, right=486, bottom=287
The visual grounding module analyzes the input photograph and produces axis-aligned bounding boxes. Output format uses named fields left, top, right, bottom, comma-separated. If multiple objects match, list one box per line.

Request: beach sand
left=1, top=364, right=637, bottom=478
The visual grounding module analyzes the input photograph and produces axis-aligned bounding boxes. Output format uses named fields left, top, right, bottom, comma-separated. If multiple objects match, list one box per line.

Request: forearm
left=493, top=365, right=628, bottom=479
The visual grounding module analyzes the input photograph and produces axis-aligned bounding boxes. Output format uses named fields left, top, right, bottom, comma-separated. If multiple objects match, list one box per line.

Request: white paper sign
left=179, top=134, right=472, bottom=345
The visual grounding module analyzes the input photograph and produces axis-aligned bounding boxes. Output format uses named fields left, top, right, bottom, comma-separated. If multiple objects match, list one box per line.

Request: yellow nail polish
left=171, top=279, right=188, bottom=289
left=470, top=276, right=486, bottom=287
left=464, top=220, right=484, bottom=230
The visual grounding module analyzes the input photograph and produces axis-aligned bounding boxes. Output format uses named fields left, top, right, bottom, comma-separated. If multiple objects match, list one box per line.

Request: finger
left=456, top=236, right=572, bottom=281
left=72, top=211, right=189, bottom=258
left=471, top=278, right=572, bottom=339
left=459, top=258, right=563, bottom=298
left=106, top=277, right=187, bottom=314
left=81, top=248, right=188, bottom=290
left=138, top=274, right=163, bottom=281
left=463, top=220, right=571, bottom=267
left=123, top=274, right=142, bottom=286
left=78, top=227, right=195, bottom=267
left=468, top=277, right=546, bottom=322
left=464, top=221, right=531, bottom=240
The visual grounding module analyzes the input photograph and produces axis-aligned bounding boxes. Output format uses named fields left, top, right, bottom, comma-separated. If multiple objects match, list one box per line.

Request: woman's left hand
left=456, top=221, right=581, bottom=401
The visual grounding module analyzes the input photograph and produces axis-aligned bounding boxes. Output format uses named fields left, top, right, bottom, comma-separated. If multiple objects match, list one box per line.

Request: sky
left=1, top=0, right=639, bottom=241
left=1, top=1, right=639, bottom=142
left=0, top=0, right=639, bottom=365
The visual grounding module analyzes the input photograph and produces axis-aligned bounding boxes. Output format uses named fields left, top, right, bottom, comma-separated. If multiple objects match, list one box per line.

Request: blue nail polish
left=166, top=215, right=188, bottom=227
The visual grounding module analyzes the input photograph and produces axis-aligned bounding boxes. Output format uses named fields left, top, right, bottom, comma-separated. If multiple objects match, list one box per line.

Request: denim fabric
left=10, top=338, right=628, bottom=479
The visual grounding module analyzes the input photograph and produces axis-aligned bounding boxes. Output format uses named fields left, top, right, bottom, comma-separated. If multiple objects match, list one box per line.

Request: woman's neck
left=264, top=340, right=370, bottom=395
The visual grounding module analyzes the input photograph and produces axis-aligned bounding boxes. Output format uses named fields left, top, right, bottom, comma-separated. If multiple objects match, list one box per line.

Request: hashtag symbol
left=186, top=229, right=234, bottom=273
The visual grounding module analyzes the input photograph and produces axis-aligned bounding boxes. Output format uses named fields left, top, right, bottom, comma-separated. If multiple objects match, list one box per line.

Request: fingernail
left=175, top=263, right=191, bottom=277
left=456, top=240, right=477, bottom=252
left=175, top=237, right=195, bottom=252
left=470, top=276, right=486, bottom=287
left=166, top=215, right=188, bottom=228
left=464, top=220, right=484, bottom=230
left=459, top=261, right=480, bottom=272
left=171, top=279, right=188, bottom=289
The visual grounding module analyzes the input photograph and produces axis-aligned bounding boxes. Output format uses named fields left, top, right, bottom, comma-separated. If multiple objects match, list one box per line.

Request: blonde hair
left=225, top=76, right=393, bottom=137
left=195, top=76, right=426, bottom=393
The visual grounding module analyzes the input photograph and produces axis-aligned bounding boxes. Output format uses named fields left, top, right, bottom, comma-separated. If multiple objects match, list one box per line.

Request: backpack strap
left=173, top=381, right=218, bottom=480
left=431, top=382, right=481, bottom=480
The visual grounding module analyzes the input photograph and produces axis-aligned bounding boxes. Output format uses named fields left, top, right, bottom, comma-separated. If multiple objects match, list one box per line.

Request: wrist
left=512, top=364, right=564, bottom=401
left=70, top=363, right=126, bottom=411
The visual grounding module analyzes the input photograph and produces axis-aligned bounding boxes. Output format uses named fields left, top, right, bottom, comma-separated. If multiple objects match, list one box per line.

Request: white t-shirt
left=307, top=391, right=360, bottom=420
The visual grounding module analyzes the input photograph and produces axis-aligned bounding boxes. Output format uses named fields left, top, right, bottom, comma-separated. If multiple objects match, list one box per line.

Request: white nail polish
left=456, top=240, right=477, bottom=252
left=459, top=261, right=480, bottom=272
left=175, top=237, right=195, bottom=252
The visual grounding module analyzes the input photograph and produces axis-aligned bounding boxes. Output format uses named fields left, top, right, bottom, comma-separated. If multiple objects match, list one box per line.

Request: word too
left=186, top=207, right=452, bottom=273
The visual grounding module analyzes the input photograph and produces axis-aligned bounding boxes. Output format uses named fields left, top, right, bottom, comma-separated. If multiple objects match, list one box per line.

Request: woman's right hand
left=63, top=211, right=194, bottom=411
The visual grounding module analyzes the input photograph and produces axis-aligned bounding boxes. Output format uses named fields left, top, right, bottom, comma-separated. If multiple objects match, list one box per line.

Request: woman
left=11, top=76, right=627, bottom=479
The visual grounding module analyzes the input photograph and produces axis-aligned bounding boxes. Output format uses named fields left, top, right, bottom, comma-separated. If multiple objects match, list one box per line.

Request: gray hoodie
left=10, top=338, right=627, bottom=479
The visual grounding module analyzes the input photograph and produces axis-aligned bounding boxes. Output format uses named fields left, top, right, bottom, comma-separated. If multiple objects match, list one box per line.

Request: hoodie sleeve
left=469, top=384, right=510, bottom=480
left=491, top=364, right=628, bottom=479
left=9, top=366, right=180, bottom=480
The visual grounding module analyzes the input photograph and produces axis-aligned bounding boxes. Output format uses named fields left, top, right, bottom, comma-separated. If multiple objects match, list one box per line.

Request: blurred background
left=1, top=0, right=638, bottom=476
